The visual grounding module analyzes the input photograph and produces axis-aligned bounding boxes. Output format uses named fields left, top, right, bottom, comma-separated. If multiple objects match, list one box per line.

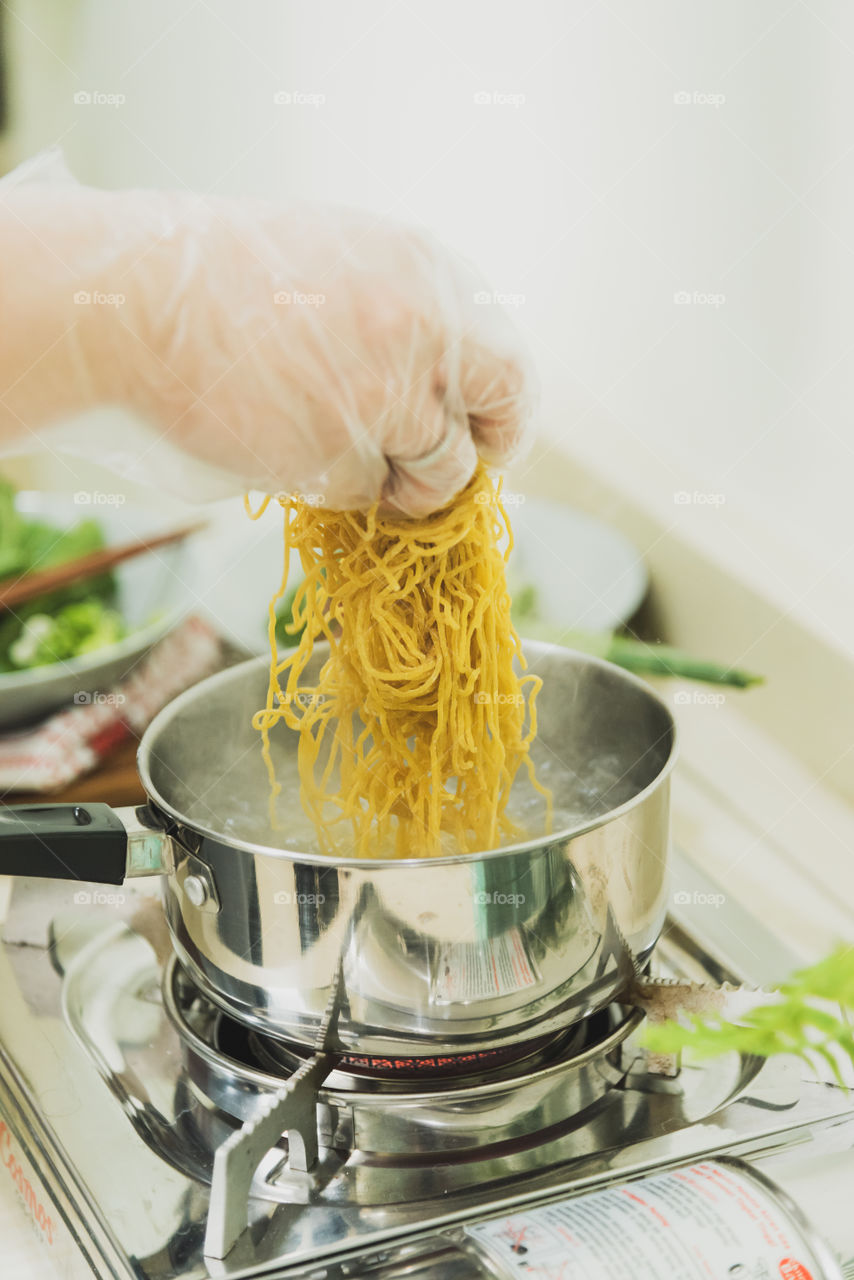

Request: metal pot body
left=139, top=641, right=676, bottom=1056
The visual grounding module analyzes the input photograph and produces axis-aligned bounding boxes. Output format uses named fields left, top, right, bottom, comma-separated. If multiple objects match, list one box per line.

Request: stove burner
left=168, top=957, right=600, bottom=1094
left=164, top=954, right=639, bottom=1106
left=247, top=1025, right=573, bottom=1082
left=205, top=986, right=592, bottom=1092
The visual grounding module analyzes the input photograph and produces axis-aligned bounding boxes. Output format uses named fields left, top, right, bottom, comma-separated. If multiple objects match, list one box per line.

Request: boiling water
left=180, top=736, right=639, bottom=859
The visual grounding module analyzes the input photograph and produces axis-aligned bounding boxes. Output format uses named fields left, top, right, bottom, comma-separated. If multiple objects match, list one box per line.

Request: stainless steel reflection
left=138, top=641, right=677, bottom=1055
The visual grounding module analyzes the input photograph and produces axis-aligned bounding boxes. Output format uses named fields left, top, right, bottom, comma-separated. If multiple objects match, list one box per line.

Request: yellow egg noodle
left=248, top=465, right=552, bottom=858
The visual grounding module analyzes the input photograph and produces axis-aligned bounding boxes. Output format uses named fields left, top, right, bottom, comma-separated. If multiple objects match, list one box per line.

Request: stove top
left=0, top=851, right=852, bottom=1279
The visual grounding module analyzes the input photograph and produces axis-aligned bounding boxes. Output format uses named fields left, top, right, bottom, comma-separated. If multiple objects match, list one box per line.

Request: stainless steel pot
left=0, top=641, right=676, bottom=1055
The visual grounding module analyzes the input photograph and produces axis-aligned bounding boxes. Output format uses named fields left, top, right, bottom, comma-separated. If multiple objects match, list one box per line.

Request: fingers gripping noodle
left=249, top=465, right=552, bottom=858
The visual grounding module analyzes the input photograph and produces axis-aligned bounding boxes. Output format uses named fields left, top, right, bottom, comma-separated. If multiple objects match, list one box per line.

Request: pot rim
left=137, top=639, right=678, bottom=869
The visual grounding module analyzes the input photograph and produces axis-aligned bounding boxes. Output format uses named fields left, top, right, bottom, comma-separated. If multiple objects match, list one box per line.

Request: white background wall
left=3, top=0, right=853, bottom=615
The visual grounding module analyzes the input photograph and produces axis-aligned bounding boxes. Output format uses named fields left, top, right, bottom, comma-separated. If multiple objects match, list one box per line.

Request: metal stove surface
left=0, top=854, right=852, bottom=1280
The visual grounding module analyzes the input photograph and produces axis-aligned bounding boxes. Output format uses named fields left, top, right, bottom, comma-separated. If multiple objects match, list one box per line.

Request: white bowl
left=0, top=494, right=192, bottom=730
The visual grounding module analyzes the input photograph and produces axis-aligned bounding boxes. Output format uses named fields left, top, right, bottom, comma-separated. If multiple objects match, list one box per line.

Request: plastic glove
left=0, top=156, right=532, bottom=514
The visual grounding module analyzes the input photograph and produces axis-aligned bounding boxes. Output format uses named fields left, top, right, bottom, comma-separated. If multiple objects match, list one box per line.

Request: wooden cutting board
left=1, top=738, right=147, bottom=808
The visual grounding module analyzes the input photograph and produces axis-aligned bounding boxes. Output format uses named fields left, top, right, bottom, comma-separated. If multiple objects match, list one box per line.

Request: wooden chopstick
left=0, top=521, right=206, bottom=613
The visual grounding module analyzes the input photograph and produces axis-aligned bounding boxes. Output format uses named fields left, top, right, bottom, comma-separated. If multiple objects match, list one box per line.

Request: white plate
left=505, top=498, right=647, bottom=634
left=0, top=494, right=192, bottom=730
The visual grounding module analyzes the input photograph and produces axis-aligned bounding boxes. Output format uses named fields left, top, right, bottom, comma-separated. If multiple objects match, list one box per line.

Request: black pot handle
left=0, top=803, right=129, bottom=885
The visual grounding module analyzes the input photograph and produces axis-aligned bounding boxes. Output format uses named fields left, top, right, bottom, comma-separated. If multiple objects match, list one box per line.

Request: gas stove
left=1, top=849, right=853, bottom=1280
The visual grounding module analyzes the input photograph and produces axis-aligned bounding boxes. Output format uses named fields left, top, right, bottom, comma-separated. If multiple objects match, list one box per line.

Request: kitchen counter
left=1, top=738, right=147, bottom=810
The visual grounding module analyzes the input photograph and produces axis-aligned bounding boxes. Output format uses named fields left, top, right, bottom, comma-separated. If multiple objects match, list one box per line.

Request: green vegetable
left=0, top=477, right=126, bottom=672
left=510, top=582, right=762, bottom=689
left=645, top=947, right=854, bottom=1086
left=272, top=572, right=330, bottom=651
left=511, top=581, right=539, bottom=622
left=273, top=583, right=307, bottom=650
left=601, top=636, right=762, bottom=688
left=9, top=602, right=125, bottom=668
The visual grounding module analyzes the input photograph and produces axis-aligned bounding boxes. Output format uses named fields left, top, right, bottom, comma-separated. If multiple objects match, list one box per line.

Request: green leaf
left=643, top=945, right=854, bottom=1084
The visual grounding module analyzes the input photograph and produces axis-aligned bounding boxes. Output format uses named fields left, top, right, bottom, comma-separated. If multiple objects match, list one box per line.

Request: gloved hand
left=0, top=157, right=532, bottom=514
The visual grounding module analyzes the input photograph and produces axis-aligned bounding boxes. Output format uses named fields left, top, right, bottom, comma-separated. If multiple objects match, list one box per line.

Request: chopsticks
left=0, top=522, right=205, bottom=613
